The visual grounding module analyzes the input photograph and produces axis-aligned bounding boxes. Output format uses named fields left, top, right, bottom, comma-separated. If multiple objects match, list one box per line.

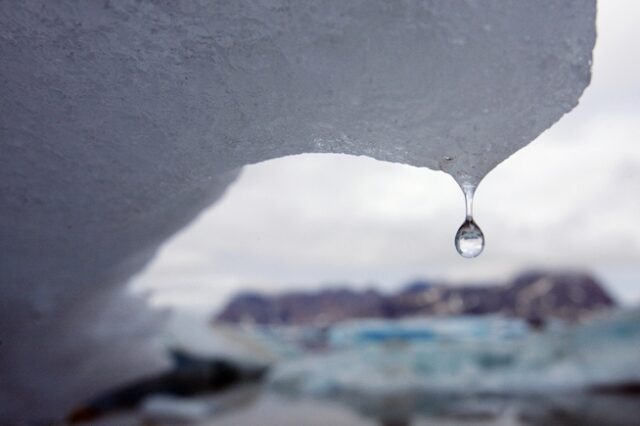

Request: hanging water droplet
left=455, top=219, right=484, bottom=258
left=454, top=183, right=485, bottom=258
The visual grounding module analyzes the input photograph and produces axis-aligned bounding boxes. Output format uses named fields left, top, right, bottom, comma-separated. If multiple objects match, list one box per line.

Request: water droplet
left=454, top=184, right=485, bottom=258
left=455, top=219, right=484, bottom=258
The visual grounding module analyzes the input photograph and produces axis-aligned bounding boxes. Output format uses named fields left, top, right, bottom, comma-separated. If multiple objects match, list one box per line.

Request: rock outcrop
left=216, top=271, right=615, bottom=326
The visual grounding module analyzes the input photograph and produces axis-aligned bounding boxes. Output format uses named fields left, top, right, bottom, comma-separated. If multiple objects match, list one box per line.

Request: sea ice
left=270, top=309, right=640, bottom=396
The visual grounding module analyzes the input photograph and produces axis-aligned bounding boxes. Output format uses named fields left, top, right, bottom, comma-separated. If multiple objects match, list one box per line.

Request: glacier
left=0, top=0, right=595, bottom=421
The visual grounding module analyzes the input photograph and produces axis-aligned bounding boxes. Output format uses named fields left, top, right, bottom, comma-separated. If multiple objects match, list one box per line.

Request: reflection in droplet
left=455, top=219, right=484, bottom=258
left=454, top=184, right=485, bottom=258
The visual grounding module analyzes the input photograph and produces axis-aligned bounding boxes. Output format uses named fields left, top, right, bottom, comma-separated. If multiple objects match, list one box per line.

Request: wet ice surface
left=1, top=0, right=595, bottom=420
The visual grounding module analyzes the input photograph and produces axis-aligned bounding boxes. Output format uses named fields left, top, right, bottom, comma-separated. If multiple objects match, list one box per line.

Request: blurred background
left=73, top=2, right=640, bottom=425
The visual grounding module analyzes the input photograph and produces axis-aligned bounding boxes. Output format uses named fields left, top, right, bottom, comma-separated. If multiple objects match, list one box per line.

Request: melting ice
left=0, top=0, right=597, bottom=421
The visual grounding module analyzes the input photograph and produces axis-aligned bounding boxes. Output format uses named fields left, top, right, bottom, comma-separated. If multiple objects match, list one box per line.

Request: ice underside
left=0, top=0, right=595, bottom=420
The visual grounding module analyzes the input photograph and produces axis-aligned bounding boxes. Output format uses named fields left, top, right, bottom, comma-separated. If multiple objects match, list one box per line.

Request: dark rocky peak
left=401, top=280, right=433, bottom=295
left=215, top=271, right=616, bottom=326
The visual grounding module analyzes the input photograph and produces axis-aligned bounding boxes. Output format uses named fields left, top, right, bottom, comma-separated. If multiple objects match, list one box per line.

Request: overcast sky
left=132, top=1, right=640, bottom=313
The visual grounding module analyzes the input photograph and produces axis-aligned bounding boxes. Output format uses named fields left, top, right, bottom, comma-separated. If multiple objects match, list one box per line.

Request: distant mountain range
left=215, top=271, right=616, bottom=326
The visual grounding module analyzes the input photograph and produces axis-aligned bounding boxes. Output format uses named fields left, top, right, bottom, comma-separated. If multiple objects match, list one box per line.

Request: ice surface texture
left=0, top=0, right=595, bottom=420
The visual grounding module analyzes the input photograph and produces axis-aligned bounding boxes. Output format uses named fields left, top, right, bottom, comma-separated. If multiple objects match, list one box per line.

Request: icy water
left=455, top=184, right=485, bottom=258
left=213, top=392, right=640, bottom=426
left=85, top=391, right=640, bottom=426
left=77, top=311, right=640, bottom=426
